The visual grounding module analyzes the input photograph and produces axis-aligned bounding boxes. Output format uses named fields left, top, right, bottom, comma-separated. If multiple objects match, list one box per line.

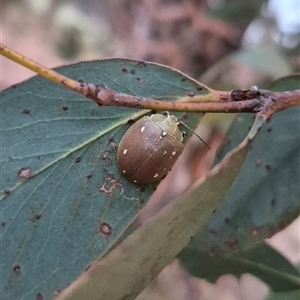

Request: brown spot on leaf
left=265, top=165, right=271, bottom=171
left=75, top=157, right=81, bottom=163
left=62, top=106, right=68, bottom=111
left=225, top=235, right=238, bottom=251
left=224, top=218, right=230, bottom=224
left=109, top=137, right=116, bottom=149
left=137, top=60, right=147, bottom=67
left=18, top=167, right=31, bottom=180
left=31, top=212, right=42, bottom=223
left=251, top=228, right=259, bottom=237
left=36, top=292, right=43, bottom=300
left=197, top=87, right=203, bottom=91
left=22, top=109, right=31, bottom=114
left=127, top=119, right=135, bottom=125
left=122, top=68, right=128, bottom=73
left=255, top=159, right=262, bottom=166
left=101, top=151, right=113, bottom=166
left=4, top=189, right=10, bottom=195
left=181, top=78, right=186, bottom=81
left=78, top=78, right=84, bottom=83
left=13, top=265, right=21, bottom=275
left=99, top=222, right=112, bottom=239
left=101, top=151, right=109, bottom=160
left=35, top=214, right=42, bottom=221
left=130, top=69, right=136, bottom=74
left=86, top=173, right=92, bottom=180
left=271, top=198, right=275, bottom=206
left=187, top=91, right=195, bottom=97
left=1, top=222, right=6, bottom=227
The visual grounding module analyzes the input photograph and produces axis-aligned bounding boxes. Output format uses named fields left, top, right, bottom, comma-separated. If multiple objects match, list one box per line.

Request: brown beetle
left=117, top=114, right=184, bottom=184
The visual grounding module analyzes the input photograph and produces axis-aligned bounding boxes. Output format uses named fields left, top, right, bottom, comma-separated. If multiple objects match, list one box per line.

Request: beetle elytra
left=117, top=114, right=184, bottom=184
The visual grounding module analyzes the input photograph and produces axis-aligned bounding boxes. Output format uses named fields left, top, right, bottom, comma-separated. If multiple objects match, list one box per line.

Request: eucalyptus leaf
left=178, top=75, right=300, bottom=290
left=0, top=58, right=210, bottom=300
left=265, top=289, right=300, bottom=300
left=55, top=114, right=257, bottom=300
left=180, top=75, right=300, bottom=255
left=180, top=242, right=300, bottom=292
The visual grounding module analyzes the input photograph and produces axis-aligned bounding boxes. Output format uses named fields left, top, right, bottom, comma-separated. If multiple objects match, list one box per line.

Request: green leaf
left=265, top=290, right=300, bottom=300
left=55, top=110, right=259, bottom=300
left=0, top=58, right=210, bottom=300
left=182, top=78, right=300, bottom=254
left=266, top=74, right=300, bottom=91
left=178, top=75, right=300, bottom=288
left=232, top=46, right=292, bottom=78
left=180, top=242, right=300, bottom=292
left=207, top=0, right=265, bottom=22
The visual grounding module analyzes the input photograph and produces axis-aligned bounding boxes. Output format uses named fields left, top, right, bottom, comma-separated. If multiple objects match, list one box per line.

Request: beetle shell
left=117, top=114, right=184, bottom=184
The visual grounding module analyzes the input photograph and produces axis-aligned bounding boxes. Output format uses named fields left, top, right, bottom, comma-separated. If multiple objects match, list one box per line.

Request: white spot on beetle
left=141, top=126, right=145, bottom=133
left=123, top=149, right=128, bottom=155
left=122, top=170, right=126, bottom=174
left=162, top=131, right=167, bottom=137
left=163, top=151, right=167, bottom=155
left=163, top=168, right=167, bottom=171
left=172, top=151, right=176, bottom=156
left=134, top=180, right=137, bottom=183
left=153, top=173, right=159, bottom=178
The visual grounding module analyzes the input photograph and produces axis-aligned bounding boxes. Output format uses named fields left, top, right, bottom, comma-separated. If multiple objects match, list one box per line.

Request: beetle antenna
left=192, top=131, right=211, bottom=149
left=179, top=122, right=210, bottom=149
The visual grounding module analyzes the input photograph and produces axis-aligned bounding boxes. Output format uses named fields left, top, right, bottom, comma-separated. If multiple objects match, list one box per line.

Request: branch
left=84, top=83, right=262, bottom=113
left=84, top=84, right=300, bottom=116
left=256, top=89, right=300, bottom=119
left=0, top=43, right=86, bottom=95
left=1, top=42, right=299, bottom=116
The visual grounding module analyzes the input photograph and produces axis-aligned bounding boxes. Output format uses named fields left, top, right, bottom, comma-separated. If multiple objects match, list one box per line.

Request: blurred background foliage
left=2, top=1, right=299, bottom=300
left=2, top=0, right=300, bottom=89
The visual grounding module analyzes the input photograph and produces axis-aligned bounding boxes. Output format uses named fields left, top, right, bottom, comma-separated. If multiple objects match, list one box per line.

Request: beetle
left=117, top=113, right=185, bottom=184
